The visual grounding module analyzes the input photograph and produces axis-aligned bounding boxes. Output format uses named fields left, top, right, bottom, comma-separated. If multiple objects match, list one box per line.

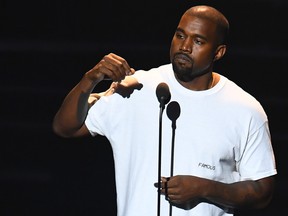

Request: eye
left=175, top=32, right=185, bottom=40
left=194, top=38, right=204, bottom=45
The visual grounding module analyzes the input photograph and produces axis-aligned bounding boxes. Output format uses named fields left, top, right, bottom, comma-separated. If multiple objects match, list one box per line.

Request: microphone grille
left=156, top=82, right=171, bottom=105
left=167, top=101, right=181, bottom=121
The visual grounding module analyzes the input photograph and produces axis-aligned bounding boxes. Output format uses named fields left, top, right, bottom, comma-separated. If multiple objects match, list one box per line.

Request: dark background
left=1, top=0, right=287, bottom=215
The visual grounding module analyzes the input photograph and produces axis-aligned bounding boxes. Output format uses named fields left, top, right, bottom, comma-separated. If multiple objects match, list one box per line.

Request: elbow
left=52, top=118, right=73, bottom=138
left=254, top=176, right=276, bottom=209
left=255, top=189, right=274, bottom=209
left=52, top=122, right=67, bottom=138
left=52, top=117, right=88, bottom=138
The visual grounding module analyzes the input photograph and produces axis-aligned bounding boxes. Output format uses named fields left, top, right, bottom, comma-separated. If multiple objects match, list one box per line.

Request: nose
left=180, top=38, right=192, bottom=53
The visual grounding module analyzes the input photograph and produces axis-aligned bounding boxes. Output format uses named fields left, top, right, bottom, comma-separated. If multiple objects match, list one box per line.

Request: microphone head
left=156, top=82, right=171, bottom=107
left=167, top=101, right=181, bottom=122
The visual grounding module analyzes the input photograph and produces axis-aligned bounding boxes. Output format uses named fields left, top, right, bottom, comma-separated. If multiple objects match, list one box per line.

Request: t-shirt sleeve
left=237, top=122, right=277, bottom=180
left=85, top=96, right=111, bottom=137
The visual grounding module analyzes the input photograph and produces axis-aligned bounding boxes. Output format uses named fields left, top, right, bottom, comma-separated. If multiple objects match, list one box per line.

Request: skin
left=52, top=5, right=275, bottom=212
left=88, top=82, right=118, bottom=108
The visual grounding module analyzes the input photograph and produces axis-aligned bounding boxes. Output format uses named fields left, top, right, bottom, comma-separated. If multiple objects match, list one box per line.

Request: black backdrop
left=1, top=0, right=287, bottom=215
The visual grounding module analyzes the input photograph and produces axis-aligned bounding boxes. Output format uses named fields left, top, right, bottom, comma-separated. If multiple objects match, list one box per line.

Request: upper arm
left=69, top=123, right=92, bottom=138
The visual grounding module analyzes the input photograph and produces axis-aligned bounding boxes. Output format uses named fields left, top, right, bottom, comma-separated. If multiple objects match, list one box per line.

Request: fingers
left=109, top=53, right=132, bottom=72
left=88, top=53, right=134, bottom=83
left=164, top=180, right=169, bottom=201
left=88, top=93, right=101, bottom=107
left=129, top=67, right=136, bottom=75
left=101, top=53, right=134, bottom=81
left=103, top=82, right=118, bottom=96
left=159, top=178, right=173, bottom=203
left=162, top=177, right=172, bottom=202
left=154, top=177, right=172, bottom=202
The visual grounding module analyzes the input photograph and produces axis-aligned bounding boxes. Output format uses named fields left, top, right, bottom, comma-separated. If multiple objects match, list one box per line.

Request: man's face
left=170, top=14, right=219, bottom=82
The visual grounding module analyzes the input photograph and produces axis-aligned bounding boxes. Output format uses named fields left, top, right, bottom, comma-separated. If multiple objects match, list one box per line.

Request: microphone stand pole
left=168, top=119, right=176, bottom=216
left=157, top=100, right=165, bottom=216
left=166, top=101, right=181, bottom=216
left=156, top=82, right=171, bottom=216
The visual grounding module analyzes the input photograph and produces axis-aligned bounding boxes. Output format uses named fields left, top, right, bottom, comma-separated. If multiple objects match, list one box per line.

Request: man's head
left=170, top=5, right=229, bottom=83
left=185, top=6, right=229, bottom=45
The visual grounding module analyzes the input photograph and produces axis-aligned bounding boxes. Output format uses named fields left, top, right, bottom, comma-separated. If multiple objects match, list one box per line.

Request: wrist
left=77, top=72, right=100, bottom=94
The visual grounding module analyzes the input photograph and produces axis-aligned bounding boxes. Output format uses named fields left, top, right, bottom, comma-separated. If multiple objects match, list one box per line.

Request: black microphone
left=166, top=101, right=181, bottom=216
left=156, top=82, right=171, bottom=109
left=166, top=101, right=181, bottom=129
left=155, top=82, right=171, bottom=216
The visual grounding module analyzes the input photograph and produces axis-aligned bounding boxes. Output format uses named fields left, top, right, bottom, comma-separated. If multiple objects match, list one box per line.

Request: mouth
left=173, top=53, right=192, bottom=65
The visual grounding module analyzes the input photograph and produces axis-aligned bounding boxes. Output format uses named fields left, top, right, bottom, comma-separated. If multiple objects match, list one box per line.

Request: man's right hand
left=86, top=53, right=135, bottom=82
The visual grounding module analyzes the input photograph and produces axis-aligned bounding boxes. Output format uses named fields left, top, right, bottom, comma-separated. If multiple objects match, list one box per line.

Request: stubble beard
left=172, top=61, right=195, bottom=82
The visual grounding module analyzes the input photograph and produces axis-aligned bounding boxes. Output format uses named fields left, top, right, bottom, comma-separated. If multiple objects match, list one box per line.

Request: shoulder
left=221, top=75, right=267, bottom=119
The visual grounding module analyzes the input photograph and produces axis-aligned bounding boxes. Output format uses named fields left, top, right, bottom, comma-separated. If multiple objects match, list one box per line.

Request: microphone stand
left=156, top=82, right=171, bottom=216
left=157, top=98, right=165, bottom=216
left=166, top=101, right=181, bottom=216
left=168, top=115, right=176, bottom=216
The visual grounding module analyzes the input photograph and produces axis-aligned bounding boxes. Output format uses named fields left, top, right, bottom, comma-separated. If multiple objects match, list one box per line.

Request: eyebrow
left=175, top=27, right=208, bottom=41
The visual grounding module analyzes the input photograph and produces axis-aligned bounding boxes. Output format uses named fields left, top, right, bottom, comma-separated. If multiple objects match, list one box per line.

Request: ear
left=213, top=45, right=226, bottom=61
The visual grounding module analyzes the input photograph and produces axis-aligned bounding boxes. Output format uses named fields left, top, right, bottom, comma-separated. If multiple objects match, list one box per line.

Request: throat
left=177, top=73, right=218, bottom=91
left=209, top=73, right=215, bottom=89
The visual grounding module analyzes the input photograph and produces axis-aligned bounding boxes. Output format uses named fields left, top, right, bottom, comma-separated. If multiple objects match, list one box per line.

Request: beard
left=171, top=53, right=211, bottom=82
left=172, top=63, right=194, bottom=82
left=171, top=53, right=195, bottom=82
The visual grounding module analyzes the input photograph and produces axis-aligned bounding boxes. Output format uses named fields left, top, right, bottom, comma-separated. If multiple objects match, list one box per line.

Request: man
left=53, top=5, right=277, bottom=216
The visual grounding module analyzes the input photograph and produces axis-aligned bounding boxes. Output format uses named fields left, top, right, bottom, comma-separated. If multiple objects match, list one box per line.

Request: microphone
left=166, top=101, right=181, bottom=129
left=156, top=82, right=171, bottom=109
left=155, top=82, right=171, bottom=216
left=166, top=101, right=181, bottom=216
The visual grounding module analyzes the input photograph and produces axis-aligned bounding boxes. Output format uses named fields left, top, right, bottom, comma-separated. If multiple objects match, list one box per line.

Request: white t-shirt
left=85, top=63, right=277, bottom=216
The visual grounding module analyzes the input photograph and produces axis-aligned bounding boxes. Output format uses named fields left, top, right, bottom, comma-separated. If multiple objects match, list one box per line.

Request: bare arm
left=156, top=175, right=275, bottom=210
left=52, top=53, right=134, bottom=138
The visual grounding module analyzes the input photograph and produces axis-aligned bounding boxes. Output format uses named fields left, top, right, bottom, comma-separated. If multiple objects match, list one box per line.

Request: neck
left=176, top=72, right=217, bottom=91
left=209, top=73, right=215, bottom=89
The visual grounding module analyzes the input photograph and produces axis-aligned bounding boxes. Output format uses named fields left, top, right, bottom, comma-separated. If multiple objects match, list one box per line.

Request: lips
left=174, top=53, right=192, bottom=64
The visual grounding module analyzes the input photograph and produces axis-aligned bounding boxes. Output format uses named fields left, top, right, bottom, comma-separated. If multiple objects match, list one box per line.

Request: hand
left=88, top=82, right=118, bottom=106
left=87, top=53, right=135, bottom=82
left=154, top=175, right=204, bottom=204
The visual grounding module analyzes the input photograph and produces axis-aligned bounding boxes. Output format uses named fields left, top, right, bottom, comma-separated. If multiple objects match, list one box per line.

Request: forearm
left=52, top=73, right=101, bottom=137
left=203, top=177, right=274, bottom=209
